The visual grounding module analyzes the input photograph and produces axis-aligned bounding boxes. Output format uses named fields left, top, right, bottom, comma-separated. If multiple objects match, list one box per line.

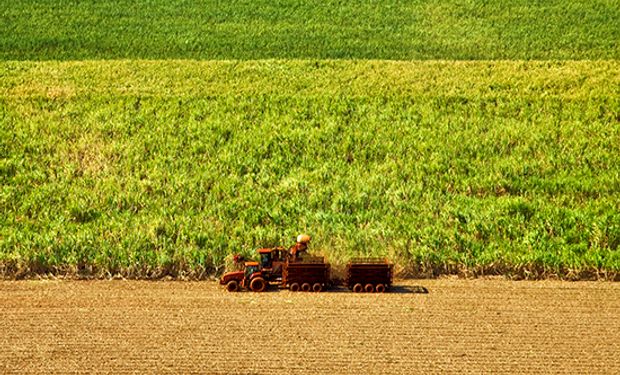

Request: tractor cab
left=258, top=247, right=287, bottom=281
left=244, top=262, right=261, bottom=280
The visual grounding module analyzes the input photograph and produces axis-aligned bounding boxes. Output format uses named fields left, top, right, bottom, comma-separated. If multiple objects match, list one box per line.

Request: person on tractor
left=289, top=234, right=311, bottom=261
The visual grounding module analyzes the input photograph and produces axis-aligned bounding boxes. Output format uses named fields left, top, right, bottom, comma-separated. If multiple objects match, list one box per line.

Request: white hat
left=297, top=234, right=311, bottom=243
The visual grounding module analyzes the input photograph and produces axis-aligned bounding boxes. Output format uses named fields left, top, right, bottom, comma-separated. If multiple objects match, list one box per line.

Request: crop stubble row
left=0, top=280, right=619, bottom=374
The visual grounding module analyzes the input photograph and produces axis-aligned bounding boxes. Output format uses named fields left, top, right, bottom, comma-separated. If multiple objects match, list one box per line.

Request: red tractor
left=220, top=261, right=268, bottom=292
left=220, top=234, right=313, bottom=292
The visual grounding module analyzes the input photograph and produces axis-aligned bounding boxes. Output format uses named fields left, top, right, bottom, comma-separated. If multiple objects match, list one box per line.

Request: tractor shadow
left=389, top=285, right=429, bottom=294
left=273, top=285, right=429, bottom=294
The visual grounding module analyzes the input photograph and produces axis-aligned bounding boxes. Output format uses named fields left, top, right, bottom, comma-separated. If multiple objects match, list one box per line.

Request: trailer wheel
left=312, top=283, right=323, bottom=292
left=353, top=283, right=364, bottom=293
left=301, top=283, right=311, bottom=292
left=226, top=280, right=239, bottom=292
left=375, top=284, right=386, bottom=293
left=250, top=277, right=267, bottom=292
left=365, top=284, right=375, bottom=293
left=290, top=283, right=300, bottom=292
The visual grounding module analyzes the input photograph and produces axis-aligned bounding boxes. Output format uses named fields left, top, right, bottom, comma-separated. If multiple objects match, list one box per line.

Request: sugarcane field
left=1, top=0, right=619, bottom=373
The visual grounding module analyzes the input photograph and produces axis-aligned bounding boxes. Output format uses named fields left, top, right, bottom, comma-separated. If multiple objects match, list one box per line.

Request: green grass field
left=1, top=61, right=619, bottom=279
left=1, top=0, right=618, bottom=60
left=1, top=1, right=619, bottom=279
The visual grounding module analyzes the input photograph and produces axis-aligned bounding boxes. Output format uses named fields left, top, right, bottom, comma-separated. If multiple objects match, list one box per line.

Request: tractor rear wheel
left=312, top=283, right=323, bottom=292
left=250, top=277, right=267, bottom=292
left=290, top=283, right=300, bottom=292
left=301, top=283, right=311, bottom=292
left=365, top=284, right=375, bottom=293
left=375, top=284, right=386, bottom=293
left=226, top=280, right=239, bottom=292
left=353, top=283, right=364, bottom=293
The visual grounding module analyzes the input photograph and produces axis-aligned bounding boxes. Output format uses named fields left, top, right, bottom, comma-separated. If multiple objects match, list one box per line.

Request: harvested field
left=1, top=279, right=619, bottom=374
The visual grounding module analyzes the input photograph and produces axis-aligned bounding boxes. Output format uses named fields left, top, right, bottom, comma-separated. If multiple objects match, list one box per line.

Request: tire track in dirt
left=1, top=279, right=618, bottom=374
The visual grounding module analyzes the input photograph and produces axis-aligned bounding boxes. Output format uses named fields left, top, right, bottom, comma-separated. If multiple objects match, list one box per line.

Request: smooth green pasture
left=1, top=0, right=618, bottom=60
left=1, top=60, right=619, bottom=279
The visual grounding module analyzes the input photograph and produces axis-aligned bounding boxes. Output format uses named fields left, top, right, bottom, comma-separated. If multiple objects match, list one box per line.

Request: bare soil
left=1, top=279, right=618, bottom=374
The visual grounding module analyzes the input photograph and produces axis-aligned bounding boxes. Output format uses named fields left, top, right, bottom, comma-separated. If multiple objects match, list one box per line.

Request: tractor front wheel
left=226, top=280, right=239, bottom=292
left=250, top=277, right=267, bottom=292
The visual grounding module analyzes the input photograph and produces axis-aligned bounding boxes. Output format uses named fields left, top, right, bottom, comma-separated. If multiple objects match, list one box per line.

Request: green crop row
left=1, top=60, right=619, bottom=279
left=1, top=0, right=618, bottom=60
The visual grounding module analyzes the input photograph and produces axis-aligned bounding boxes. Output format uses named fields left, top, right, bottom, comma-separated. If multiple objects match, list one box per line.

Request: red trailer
left=282, top=256, right=330, bottom=292
left=345, top=258, right=393, bottom=293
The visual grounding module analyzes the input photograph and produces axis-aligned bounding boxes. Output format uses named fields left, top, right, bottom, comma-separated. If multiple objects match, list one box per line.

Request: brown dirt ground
left=0, top=279, right=618, bottom=374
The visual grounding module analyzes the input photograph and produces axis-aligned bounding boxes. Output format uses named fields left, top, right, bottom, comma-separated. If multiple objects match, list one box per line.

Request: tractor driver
left=289, top=234, right=311, bottom=261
